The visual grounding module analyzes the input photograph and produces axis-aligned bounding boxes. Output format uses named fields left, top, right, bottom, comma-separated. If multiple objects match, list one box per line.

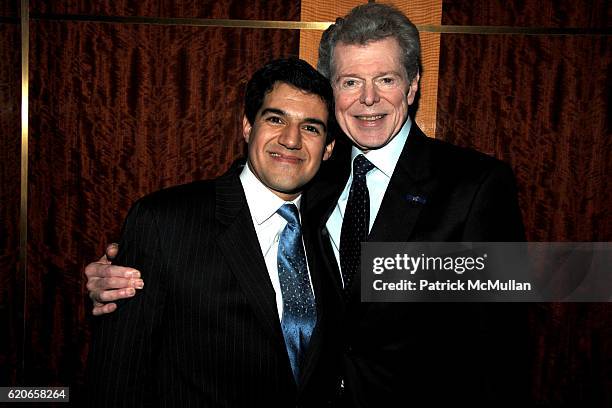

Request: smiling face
left=243, top=82, right=334, bottom=200
left=332, top=37, right=419, bottom=152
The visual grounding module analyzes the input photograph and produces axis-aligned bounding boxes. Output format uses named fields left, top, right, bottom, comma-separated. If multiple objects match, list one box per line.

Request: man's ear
left=322, top=140, right=335, bottom=161
left=406, top=72, right=420, bottom=105
left=242, top=115, right=252, bottom=143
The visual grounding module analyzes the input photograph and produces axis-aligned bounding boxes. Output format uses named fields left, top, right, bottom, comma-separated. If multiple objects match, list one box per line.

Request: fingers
left=95, top=286, right=143, bottom=303
left=95, top=243, right=119, bottom=266
left=85, top=244, right=143, bottom=316
left=87, top=275, right=144, bottom=291
left=85, top=262, right=140, bottom=280
left=87, top=276, right=144, bottom=304
left=85, top=261, right=143, bottom=308
left=105, top=243, right=119, bottom=261
left=92, top=302, right=117, bottom=316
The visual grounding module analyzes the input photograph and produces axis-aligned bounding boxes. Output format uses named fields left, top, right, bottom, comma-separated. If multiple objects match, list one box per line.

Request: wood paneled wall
left=436, top=1, right=611, bottom=406
left=30, top=0, right=302, bottom=20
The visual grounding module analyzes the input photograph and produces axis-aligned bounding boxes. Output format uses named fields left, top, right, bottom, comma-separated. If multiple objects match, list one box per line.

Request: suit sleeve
left=460, top=162, right=531, bottom=402
left=462, top=161, right=526, bottom=241
left=87, top=198, right=167, bottom=407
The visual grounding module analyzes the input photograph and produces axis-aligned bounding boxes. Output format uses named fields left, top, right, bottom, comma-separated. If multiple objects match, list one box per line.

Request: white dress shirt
left=325, top=118, right=412, bottom=284
left=239, top=163, right=315, bottom=319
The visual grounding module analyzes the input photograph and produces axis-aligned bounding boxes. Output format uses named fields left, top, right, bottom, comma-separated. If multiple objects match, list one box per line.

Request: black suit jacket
left=308, top=125, right=531, bottom=407
left=87, top=167, right=338, bottom=407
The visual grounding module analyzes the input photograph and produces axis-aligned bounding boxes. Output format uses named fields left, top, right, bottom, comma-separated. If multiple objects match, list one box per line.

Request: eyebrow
left=337, top=71, right=403, bottom=79
left=260, top=108, right=327, bottom=132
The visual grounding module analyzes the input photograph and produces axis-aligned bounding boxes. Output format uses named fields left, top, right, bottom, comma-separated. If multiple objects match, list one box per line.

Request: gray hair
left=317, top=3, right=421, bottom=83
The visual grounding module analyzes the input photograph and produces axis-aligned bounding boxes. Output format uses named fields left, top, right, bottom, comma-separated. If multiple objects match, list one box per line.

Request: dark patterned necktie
left=340, top=155, right=375, bottom=294
left=277, top=203, right=317, bottom=383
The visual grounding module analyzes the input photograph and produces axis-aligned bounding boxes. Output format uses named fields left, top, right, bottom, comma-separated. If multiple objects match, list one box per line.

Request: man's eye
left=266, top=116, right=283, bottom=124
left=379, top=77, right=395, bottom=85
left=303, top=125, right=320, bottom=134
left=341, top=79, right=359, bottom=89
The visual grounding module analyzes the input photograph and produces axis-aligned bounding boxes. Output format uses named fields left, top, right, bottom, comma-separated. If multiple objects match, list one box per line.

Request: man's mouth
left=269, top=152, right=303, bottom=163
left=355, top=114, right=386, bottom=121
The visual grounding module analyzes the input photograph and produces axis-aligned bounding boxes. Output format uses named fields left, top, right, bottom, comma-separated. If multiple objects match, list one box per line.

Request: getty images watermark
left=361, top=242, right=611, bottom=302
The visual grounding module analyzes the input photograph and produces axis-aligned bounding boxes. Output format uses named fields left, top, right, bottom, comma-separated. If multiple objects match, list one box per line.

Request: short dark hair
left=318, top=3, right=421, bottom=83
left=244, top=57, right=337, bottom=143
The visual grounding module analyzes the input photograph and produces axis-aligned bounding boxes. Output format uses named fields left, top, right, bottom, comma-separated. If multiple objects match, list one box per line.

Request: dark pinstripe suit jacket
left=87, top=166, right=340, bottom=407
left=307, top=125, right=530, bottom=407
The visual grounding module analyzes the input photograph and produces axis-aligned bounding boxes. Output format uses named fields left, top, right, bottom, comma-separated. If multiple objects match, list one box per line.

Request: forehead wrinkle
left=337, top=70, right=404, bottom=79
left=260, top=107, right=286, bottom=117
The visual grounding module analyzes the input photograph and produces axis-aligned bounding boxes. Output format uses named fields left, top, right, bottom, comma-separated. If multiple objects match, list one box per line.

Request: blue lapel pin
left=405, top=194, right=427, bottom=204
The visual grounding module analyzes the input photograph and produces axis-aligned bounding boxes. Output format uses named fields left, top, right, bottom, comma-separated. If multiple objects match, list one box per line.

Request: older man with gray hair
left=310, top=4, right=529, bottom=406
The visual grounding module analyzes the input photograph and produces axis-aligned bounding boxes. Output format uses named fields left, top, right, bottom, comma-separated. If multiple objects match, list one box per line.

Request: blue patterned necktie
left=276, top=203, right=317, bottom=383
left=340, top=154, right=375, bottom=295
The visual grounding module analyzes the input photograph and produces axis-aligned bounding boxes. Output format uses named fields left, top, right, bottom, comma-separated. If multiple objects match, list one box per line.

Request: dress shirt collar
left=350, top=116, right=412, bottom=177
left=239, top=162, right=302, bottom=225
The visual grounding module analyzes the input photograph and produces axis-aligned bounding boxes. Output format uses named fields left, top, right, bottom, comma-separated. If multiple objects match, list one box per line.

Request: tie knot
left=277, top=203, right=300, bottom=226
left=353, top=155, right=375, bottom=178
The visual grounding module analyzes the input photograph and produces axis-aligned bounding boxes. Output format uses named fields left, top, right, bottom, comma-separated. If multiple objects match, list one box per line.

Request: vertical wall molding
left=19, top=0, right=29, bottom=383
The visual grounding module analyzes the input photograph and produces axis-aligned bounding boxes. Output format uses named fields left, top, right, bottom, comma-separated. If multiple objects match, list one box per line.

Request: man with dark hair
left=87, top=4, right=529, bottom=407
left=87, top=58, right=339, bottom=407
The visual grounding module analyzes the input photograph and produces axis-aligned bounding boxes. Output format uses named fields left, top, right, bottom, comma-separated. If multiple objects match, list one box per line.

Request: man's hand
left=85, top=243, right=144, bottom=316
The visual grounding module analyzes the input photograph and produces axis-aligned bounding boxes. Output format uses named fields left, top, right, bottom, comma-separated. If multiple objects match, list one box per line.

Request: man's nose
left=359, top=81, right=380, bottom=106
left=278, top=124, right=302, bottom=149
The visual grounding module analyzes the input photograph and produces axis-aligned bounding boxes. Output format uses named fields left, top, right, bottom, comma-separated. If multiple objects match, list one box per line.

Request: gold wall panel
left=389, top=0, right=442, bottom=137
left=298, top=0, right=363, bottom=67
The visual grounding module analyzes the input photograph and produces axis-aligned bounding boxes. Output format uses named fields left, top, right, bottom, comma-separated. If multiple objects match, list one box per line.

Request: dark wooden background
left=437, top=2, right=611, bottom=405
left=1, top=0, right=610, bottom=406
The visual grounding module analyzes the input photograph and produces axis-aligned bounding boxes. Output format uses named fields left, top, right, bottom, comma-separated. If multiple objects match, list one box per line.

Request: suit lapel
left=346, top=126, right=438, bottom=302
left=368, top=125, right=436, bottom=242
left=298, top=200, right=325, bottom=389
left=319, top=226, right=345, bottom=300
left=307, top=142, right=352, bottom=297
left=307, top=126, right=440, bottom=303
left=215, top=172, right=285, bottom=347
